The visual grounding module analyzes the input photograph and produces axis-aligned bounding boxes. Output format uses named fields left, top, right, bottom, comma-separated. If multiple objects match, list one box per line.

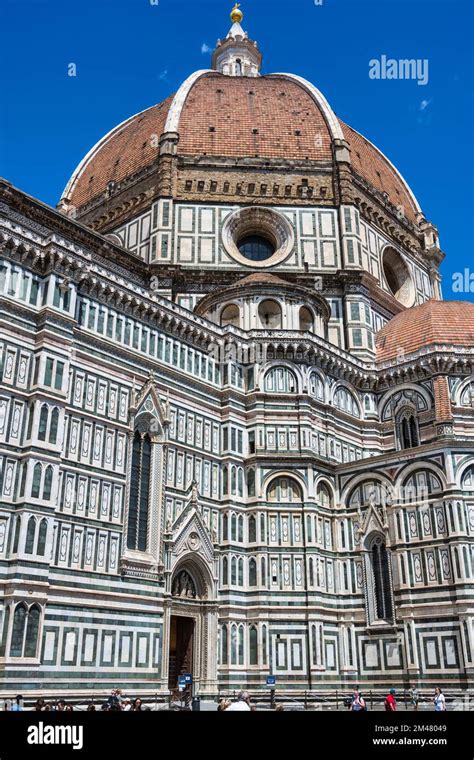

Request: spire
left=212, top=3, right=262, bottom=77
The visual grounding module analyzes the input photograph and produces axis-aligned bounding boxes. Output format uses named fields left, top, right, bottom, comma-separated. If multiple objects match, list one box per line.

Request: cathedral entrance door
left=168, top=615, right=194, bottom=690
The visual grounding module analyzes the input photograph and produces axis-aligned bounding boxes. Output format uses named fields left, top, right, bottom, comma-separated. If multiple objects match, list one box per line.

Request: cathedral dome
left=60, top=28, right=420, bottom=226
left=376, top=300, right=474, bottom=363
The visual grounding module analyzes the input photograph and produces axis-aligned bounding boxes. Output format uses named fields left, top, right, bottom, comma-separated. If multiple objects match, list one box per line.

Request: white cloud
left=419, top=99, right=431, bottom=111
left=201, top=43, right=211, bottom=54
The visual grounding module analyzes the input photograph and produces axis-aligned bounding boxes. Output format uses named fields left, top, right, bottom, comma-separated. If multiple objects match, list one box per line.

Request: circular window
left=222, top=207, right=295, bottom=269
left=238, top=235, right=275, bottom=262
left=382, top=247, right=415, bottom=307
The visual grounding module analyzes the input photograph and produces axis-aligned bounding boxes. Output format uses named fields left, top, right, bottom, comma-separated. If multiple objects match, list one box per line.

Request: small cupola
left=212, top=4, right=262, bottom=77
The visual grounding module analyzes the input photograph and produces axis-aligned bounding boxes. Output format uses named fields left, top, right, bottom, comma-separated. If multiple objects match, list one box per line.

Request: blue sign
left=184, top=673, right=192, bottom=684
left=178, top=676, right=187, bottom=687
left=267, top=676, right=276, bottom=686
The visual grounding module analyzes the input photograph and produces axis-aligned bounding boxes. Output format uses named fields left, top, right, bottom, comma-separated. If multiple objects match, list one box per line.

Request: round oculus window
left=221, top=207, right=295, bottom=269
left=238, top=234, right=275, bottom=262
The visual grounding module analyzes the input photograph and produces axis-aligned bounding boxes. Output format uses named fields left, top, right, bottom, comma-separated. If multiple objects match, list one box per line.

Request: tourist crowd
left=2, top=686, right=448, bottom=712
left=2, top=689, right=150, bottom=712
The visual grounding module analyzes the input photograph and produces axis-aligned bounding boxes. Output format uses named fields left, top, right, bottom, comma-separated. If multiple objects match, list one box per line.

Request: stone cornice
left=1, top=185, right=472, bottom=391
left=0, top=179, right=146, bottom=279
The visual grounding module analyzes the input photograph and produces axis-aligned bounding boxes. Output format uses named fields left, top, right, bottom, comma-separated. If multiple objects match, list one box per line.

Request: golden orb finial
left=230, top=3, right=244, bottom=24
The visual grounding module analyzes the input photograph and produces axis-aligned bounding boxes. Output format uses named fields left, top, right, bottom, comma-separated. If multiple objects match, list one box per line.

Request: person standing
left=385, top=689, right=396, bottom=711
left=433, top=688, right=446, bottom=711
left=10, top=695, right=23, bottom=712
left=349, top=689, right=366, bottom=712
left=410, top=686, right=420, bottom=712
left=225, top=691, right=251, bottom=711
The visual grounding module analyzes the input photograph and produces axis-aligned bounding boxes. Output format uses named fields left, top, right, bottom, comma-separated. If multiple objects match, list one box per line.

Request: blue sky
left=1, top=0, right=473, bottom=300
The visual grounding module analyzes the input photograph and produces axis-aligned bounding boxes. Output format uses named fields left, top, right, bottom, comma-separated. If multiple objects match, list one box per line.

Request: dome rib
left=340, top=121, right=421, bottom=223
left=61, top=95, right=174, bottom=208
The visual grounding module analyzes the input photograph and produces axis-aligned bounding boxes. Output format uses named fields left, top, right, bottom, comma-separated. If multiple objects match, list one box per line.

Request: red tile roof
left=339, top=121, right=418, bottom=223
left=376, top=300, right=474, bottom=363
left=66, top=73, right=419, bottom=221
left=69, top=95, right=174, bottom=208
left=177, top=73, right=332, bottom=160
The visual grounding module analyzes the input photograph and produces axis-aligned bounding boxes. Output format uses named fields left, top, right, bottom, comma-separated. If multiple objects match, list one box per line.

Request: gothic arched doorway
left=163, top=557, right=218, bottom=697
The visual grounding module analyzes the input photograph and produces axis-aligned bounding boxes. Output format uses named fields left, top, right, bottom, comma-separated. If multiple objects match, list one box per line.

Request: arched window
left=231, top=557, right=237, bottom=585
left=262, top=624, right=267, bottom=665
left=24, top=605, right=41, bottom=657
left=36, top=519, right=48, bottom=556
left=368, top=536, right=393, bottom=622
left=221, top=304, right=240, bottom=328
left=238, top=625, right=244, bottom=664
left=249, top=626, right=258, bottom=665
left=247, top=469, right=255, bottom=497
left=267, top=477, right=303, bottom=503
left=258, top=300, right=282, bottom=329
left=317, top=483, right=332, bottom=508
left=264, top=366, right=297, bottom=393
left=248, top=516, right=257, bottom=543
left=31, top=463, right=42, bottom=498
left=25, top=516, right=36, bottom=554
left=231, top=467, right=237, bottom=495
left=299, top=306, right=314, bottom=332
left=238, top=558, right=244, bottom=586
left=333, top=387, right=360, bottom=418
left=237, top=468, right=244, bottom=497
left=454, top=547, right=462, bottom=579
left=222, top=557, right=228, bottom=585
left=49, top=408, right=59, bottom=445
left=127, top=431, right=151, bottom=552
left=238, top=515, right=244, bottom=542
left=10, top=603, right=27, bottom=657
left=349, top=480, right=392, bottom=509
left=460, top=381, right=474, bottom=407
left=0, top=605, right=10, bottom=657
left=222, top=514, right=228, bottom=541
left=235, top=59, right=242, bottom=76
left=231, top=625, right=237, bottom=664
left=221, top=625, right=228, bottom=665
left=402, top=470, right=442, bottom=505
left=343, top=563, right=349, bottom=590
left=38, top=405, right=48, bottom=441
left=397, top=409, right=420, bottom=450
left=249, top=558, right=257, bottom=586
left=42, top=466, right=53, bottom=501
left=462, top=466, right=474, bottom=490
left=12, top=516, right=21, bottom=554
left=309, top=372, right=324, bottom=400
